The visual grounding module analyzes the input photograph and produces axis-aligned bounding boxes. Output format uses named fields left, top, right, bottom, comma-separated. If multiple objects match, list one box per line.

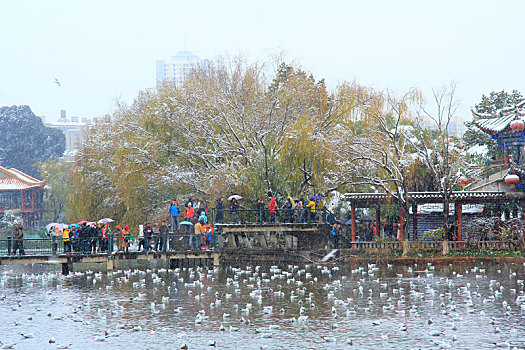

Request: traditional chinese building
left=473, top=100, right=525, bottom=190
left=342, top=191, right=524, bottom=242
left=0, top=166, right=45, bottom=228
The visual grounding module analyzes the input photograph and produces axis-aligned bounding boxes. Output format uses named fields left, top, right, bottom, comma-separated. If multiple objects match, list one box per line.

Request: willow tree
left=69, top=115, right=124, bottom=223
left=70, top=57, right=350, bottom=226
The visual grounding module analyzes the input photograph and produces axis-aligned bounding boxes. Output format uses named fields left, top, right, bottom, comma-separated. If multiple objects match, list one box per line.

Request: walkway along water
left=0, top=224, right=523, bottom=274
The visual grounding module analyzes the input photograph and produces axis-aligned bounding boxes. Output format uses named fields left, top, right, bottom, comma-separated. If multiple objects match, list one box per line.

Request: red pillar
left=351, top=204, right=356, bottom=247
left=456, top=203, right=463, bottom=241
left=399, top=208, right=405, bottom=241
left=375, top=206, right=381, bottom=237
left=523, top=206, right=525, bottom=240
left=412, top=204, right=418, bottom=241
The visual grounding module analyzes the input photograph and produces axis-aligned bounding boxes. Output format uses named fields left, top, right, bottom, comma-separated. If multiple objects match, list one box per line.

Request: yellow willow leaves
left=67, top=56, right=436, bottom=227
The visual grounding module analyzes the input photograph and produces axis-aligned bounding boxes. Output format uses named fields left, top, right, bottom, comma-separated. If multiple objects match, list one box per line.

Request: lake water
left=0, top=259, right=524, bottom=349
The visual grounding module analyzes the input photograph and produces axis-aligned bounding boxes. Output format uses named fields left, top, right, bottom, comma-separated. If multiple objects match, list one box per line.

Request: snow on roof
left=0, top=166, right=44, bottom=191
left=472, top=101, right=525, bottom=134
left=474, top=114, right=517, bottom=134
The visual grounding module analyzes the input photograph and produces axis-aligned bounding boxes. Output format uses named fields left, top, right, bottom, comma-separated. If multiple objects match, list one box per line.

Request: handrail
left=210, top=207, right=333, bottom=226
left=0, top=232, right=520, bottom=258
left=0, top=233, right=218, bottom=257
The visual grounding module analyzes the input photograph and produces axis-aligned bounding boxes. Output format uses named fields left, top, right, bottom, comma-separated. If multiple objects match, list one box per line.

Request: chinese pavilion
left=0, top=166, right=45, bottom=228
left=340, top=103, right=525, bottom=242
left=473, top=100, right=525, bottom=189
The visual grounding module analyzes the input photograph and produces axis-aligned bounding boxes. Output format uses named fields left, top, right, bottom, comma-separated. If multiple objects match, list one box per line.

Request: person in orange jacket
left=268, top=197, right=277, bottom=223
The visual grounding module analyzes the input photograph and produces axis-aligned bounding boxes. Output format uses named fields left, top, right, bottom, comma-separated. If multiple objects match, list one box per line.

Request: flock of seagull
left=0, top=259, right=524, bottom=349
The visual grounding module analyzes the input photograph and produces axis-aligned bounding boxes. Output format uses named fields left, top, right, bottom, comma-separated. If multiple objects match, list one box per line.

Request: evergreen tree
left=0, top=105, right=65, bottom=178
left=464, top=90, right=525, bottom=162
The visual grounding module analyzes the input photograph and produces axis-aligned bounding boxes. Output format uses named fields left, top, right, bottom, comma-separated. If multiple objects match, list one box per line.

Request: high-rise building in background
left=156, top=51, right=202, bottom=88
left=45, top=109, right=93, bottom=161
left=419, top=116, right=466, bottom=138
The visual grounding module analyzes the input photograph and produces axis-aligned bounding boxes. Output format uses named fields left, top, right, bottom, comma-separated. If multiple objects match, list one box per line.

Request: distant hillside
left=0, top=105, right=65, bottom=179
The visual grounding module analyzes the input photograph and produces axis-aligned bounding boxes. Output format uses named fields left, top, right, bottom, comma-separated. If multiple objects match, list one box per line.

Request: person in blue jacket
left=198, top=210, right=208, bottom=224
left=169, top=200, right=179, bottom=230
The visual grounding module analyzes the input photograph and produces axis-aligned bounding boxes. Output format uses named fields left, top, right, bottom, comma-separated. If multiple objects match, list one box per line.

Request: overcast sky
left=1, top=0, right=524, bottom=123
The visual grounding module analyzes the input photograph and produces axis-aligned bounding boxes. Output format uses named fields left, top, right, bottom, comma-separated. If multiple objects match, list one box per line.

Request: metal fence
left=211, top=208, right=331, bottom=225
left=0, top=233, right=219, bottom=257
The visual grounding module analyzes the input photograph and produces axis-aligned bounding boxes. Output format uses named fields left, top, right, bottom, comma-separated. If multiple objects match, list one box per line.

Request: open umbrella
left=179, top=221, right=193, bottom=226
left=201, top=224, right=214, bottom=251
left=359, top=215, right=375, bottom=222
left=46, top=223, right=59, bottom=232
left=227, top=194, right=242, bottom=201
left=69, top=223, right=80, bottom=228
left=311, top=195, right=323, bottom=200
left=46, top=223, right=66, bottom=235
left=77, top=221, right=89, bottom=225
left=97, top=218, right=114, bottom=224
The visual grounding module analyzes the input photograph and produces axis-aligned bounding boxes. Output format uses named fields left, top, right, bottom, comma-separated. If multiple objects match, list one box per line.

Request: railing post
left=442, top=240, right=449, bottom=255
left=351, top=204, right=356, bottom=248
left=162, top=234, right=167, bottom=252
left=108, top=233, right=113, bottom=254
left=7, top=236, right=11, bottom=255
left=52, top=236, right=57, bottom=255
left=259, top=207, right=263, bottom=225
left=402, top=240, right=409, bottom=256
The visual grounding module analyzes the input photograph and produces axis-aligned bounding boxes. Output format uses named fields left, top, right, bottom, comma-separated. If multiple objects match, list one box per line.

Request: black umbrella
left=359, top=215, right=375, bottom=222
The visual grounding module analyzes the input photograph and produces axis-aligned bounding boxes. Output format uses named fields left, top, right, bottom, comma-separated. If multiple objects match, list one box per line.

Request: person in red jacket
left=184, top=203, right=195, bottom=235
left=268, top=197, right=277, bottom=223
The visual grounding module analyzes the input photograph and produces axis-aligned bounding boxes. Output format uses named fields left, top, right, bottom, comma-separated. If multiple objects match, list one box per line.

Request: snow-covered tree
left=70, top=58, right=344, bottom=227
left=407, top=84, right=475, bottom=231
left=324, top=87, right=422, bottom=236
left=326, top=84, right=476, bottom=235
left=464, top=90, right=525, bottom=164
left=1, top=210, right=22, bottom=231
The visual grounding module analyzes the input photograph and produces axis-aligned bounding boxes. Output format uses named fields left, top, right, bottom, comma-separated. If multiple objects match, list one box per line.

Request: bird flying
left=54, top=78, right=61, bottom=87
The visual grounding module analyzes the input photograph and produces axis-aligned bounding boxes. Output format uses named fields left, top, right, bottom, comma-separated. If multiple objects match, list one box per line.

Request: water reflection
left=0, top=260, right=524, bottom=349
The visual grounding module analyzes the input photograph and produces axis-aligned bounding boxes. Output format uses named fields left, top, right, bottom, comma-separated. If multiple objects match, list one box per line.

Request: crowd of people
left=169, top=199, right=214, bottom=251
left=46, top=221, right=176, bottom=254
left=207, top=194, right=327, bottom=225
left=47, top=222, right=116, bottom=254
left=166, top=195, right=329, bottom=251
left=6, top=192, right=407, bottom=256
left=137, top=221, right=170, bottom=252
left=36, top=194, right=331, bottom=255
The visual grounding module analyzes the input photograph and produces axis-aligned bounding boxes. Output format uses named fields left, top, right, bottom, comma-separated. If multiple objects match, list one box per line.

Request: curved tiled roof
left=474, top=114, right=518, bottom=134
left=0, top=166, right=44, bottom=191
left=342, top=191, right=519, bottom=204
left=472, top=101, right=525, bottom=134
